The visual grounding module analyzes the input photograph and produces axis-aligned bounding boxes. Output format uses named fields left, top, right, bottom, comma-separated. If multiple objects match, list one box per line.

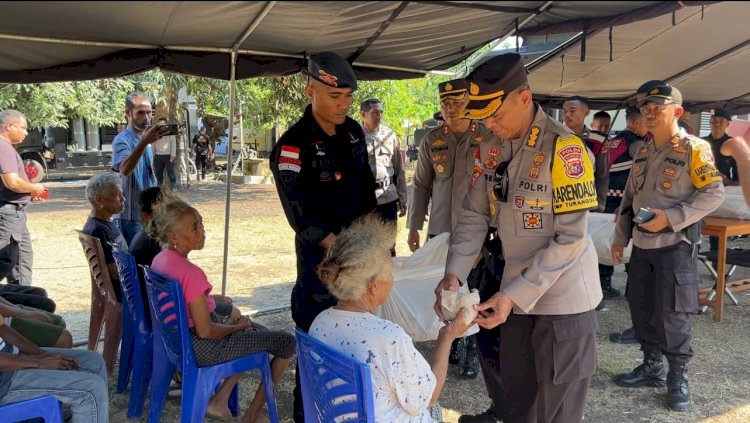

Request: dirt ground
left=24, top=171, right=750, bottom=422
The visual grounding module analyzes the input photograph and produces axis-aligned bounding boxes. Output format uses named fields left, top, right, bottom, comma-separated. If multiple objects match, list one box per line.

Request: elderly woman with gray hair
left=82, top=172, right=127, bottom=302
left=309, top=215, right=472, bottom=423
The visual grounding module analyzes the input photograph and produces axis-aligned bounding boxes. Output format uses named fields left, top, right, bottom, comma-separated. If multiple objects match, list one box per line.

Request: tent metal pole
left=221, top=50, right=238, bottom=296
left=463, top=0, right=555, bottom=74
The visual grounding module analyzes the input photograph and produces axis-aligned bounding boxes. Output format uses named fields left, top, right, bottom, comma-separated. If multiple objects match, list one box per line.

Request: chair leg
left=88, top=289, right=105, bottom=351
left=182, top=371, right=212, bottom=423
left=148, top=342, right=175, bottom=423
left=117, top=318, right=135, bottom=393
left=103, top=305, right=123, bottom=376
left=260, top=355, right=280, bottom=423
left=228, top=384, right=240, bottom=417
left=127, top=335, right=153, bottom=419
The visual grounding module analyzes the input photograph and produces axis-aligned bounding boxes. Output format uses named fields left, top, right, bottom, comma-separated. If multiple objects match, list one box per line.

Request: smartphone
left=633, top=207, right=655, bottom=224
left=162, top=123, right=179, bottom=136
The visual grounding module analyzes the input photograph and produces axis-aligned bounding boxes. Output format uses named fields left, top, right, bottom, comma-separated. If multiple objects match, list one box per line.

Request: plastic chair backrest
left=142, top=265, right=197, bottom=373
left=110, top=243, right=148, bottom=326
left=0, top=395, right=63, bottom=422
left=295, top=328, right=375, bottom=422
left=76, top=230, right=118, bottom=301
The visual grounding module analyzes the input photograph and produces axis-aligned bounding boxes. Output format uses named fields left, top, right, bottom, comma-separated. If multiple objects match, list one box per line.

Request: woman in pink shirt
left=149, top=191, right=294, bottom=423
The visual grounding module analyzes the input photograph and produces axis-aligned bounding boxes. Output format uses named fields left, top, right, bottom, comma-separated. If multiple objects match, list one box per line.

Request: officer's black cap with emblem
left=712, top=108, right=732, bottom=121
left=307, top=52, right=358, bottom=91
left=438, top=79, right=468, bottom=101
left=637, top=82, right=682, bottom=107
left=463, top=53, right=528, bottom=120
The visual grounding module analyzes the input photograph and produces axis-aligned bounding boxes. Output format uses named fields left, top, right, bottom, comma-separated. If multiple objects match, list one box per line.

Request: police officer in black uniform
left=270, top=52, right=377, bottom=423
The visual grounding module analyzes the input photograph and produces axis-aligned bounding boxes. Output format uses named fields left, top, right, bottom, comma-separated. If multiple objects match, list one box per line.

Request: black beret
left=712, top=108, right=732, bottom=121
left=638, top=83, right=682, bottom=107
left=307, top=52, right=358, bottom=90
left=438, top=79, right=468, bottom=101
left=463, top=53, right=528, bottom=120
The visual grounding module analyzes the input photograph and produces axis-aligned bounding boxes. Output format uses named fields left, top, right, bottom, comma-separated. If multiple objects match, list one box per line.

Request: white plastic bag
left=587, top=213, right=632, bottom=265
left=710, top=186, right=750, bottom=220
left=376, top=233, right=479, bottom=341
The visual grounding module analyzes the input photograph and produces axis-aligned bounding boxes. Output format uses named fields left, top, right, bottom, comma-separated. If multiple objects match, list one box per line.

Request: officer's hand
left=611, top=244, right=625, bottom=265
left=141, top=124, right=169, bottom=145
left=434, top=273, right=460, bottom=320
left=474, top=291, right=513, bottom=329
left=407, top=229, right=420, bottom=252
left=639, top=208, right=670, bottom=233
left=398, top=203, right=407, bottom=217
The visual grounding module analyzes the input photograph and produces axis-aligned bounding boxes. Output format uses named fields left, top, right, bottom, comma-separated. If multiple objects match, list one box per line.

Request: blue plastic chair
left=111, top=243, right=152, bottom=419
left=0, top=396, right=63, bottom=422
left=142, top=266, right=279, bottom=423
left=295, top=328, right=375, bottom=423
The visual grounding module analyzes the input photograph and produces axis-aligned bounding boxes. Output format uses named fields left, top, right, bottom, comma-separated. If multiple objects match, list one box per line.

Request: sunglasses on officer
left=492, top=161, right=511, bottom=203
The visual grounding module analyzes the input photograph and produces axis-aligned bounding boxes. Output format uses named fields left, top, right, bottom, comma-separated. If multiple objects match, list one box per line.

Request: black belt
left=0, top=203, right=26, bottom=211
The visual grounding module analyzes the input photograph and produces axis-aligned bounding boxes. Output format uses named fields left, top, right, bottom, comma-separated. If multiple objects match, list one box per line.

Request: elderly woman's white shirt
left=310, top=308, right=437, bottom=423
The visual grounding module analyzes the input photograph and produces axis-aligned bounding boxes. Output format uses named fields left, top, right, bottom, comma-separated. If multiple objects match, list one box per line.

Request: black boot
left=449, top=338, right=462, bottom=365
left=615, top=350, right=667, bottom=387
left=601, top=275, right=620, bottom=299
left=461, top=335, right=479, bottom=379
left=666, top=362, right=692, bottom=412
left=458, top=406, right=502, bottom=423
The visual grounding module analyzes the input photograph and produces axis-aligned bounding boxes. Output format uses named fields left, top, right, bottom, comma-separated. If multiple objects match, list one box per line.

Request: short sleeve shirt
left=111, top=126, right=156, bottom=220
left=151, top=249, right=216, bottom=328
left=309, top=308, right=437, bottom=423
left=82, top=216, right=127, bottom=264
left=0, top=137, right=31, bottom=204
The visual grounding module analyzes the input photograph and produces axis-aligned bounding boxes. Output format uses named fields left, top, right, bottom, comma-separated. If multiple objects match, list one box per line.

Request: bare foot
left=240, top=413, right=269, bottom=423
left=205, top=401, right=232, bottom=421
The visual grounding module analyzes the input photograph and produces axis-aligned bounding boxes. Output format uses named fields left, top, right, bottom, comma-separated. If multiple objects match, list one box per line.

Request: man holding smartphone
left=111, top=92, right=170, bottom=245
left=611, top=82, right=724, bottom=412
left=153, top=118, right=178, bottom=190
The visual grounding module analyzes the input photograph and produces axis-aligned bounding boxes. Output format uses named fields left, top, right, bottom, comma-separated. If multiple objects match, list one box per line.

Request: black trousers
left=474, top=254, right=505, bottom=417
left=154, top=154, right=177, bottom=187
left=500, top=311, right=598, bottom=423
left=375, top=200, right=399, bottom=256
left=627, top=242, right=698, bottom=364
left=0, top=284, right=55, bottom=312
left=0, top=207, right=32, bottom=286
left=195, top=154, right=208, bottom=180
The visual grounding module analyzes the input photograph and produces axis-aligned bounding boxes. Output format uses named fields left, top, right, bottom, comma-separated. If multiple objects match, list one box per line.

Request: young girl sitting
left=149, top=191, right=294, bottom=423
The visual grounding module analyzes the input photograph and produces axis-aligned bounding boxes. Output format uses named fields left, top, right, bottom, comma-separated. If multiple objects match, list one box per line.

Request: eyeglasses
left=492, top=161, right=511, bottom=203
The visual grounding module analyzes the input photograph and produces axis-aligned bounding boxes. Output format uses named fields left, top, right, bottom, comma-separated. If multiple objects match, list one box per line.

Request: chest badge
left=312, top=141, right=326, bottom=156
left=436, top=164, right=445, bottom=174
left=533, top=153, right=545, bottom=166
left=484, top=158, right=498, bottom=170
left=523, top=213, right=542, bottom=229
left=529, top=167, right=540, bottom=179
left=488, top=147, right=500, bottom=157
left=662, top=180, right=672, bottom=190
left=663, top=167, right=676, bottom=178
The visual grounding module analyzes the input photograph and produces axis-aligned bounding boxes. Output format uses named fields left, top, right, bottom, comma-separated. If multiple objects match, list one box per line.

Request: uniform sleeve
left=628, top=140, right=645, bottom=159
left=502, top=209, right=590, bottom=312
left=271, top=141, right=332, bottom=246
left=407, top=133, right=434, bottom=231
left=111, top=134, right=132, bottom=172
left=595, top=148, right=610, bottom=212
left=663, top=141, right=725, bottom=231
left=445, top=152, right=490, bottom=281
left=613, top=169, right=636, bottom=247
left=393, top=137, right=408, bottom=204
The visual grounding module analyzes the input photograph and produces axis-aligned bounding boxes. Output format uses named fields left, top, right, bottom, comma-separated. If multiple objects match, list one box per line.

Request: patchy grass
left=27, top=175, right=750, bottom=422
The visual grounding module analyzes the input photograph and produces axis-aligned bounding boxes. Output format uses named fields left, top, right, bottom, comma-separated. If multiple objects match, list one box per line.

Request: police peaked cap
left=638, top=83, right=682, bottom=107
left=438, top=79, right=468, bottom=101
left=463, top=53, right=528, bottom=120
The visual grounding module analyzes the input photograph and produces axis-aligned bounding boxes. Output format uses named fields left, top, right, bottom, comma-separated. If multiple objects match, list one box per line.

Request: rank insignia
left=436, top=164, right=445, bottom=174
left=484, top=158, right=498, bottom=169
left=527, top=127, right=540, bottom=147
left=490, top=190, right=498, bottom=201
left=533, top=153, right=545, bottom=166
left=474, top=136, right=482, bottom=142
left=528, top=166, right=540, bottom=179
left=673, top=146, right=686, bottom=153
left=489, top=203, right=496, bottom=216
left=488, top=147, right=500, bottom=157
left=523, top=213, right=542, bottom=229
left=431, top=139, right=446, bottom=147
left=634, top=165, right=642, bottom=173
left=527, top=198, right=551, bottom=210
left=638, top=146, right=649, bottom=156
left=663, top=167, right=676, bottom=178
left=662, top=180, right=672, bottom=190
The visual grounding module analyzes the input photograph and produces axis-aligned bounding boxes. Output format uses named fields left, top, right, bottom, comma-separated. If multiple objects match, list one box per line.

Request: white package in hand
left=587, top=212, right=632, bottom=265
left=441, top=289, right=480, bottom=337
left=376, top=234, right=478, bottom=341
